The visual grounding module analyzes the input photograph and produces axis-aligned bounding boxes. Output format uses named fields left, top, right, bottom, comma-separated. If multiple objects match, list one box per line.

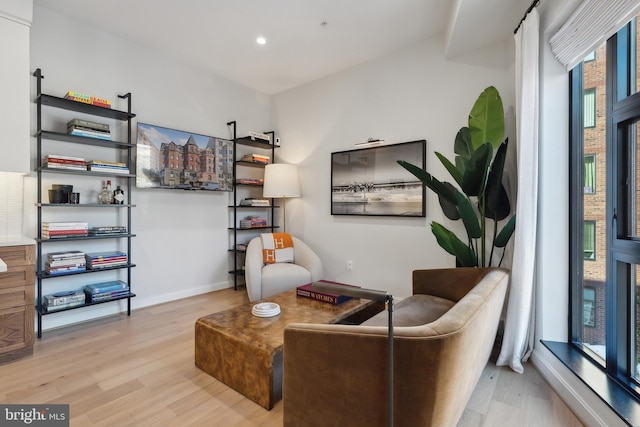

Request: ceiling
left=33, top=0, right=534, bottom=95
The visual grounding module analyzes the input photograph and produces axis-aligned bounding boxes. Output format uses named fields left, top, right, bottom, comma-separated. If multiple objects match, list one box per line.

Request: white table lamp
left=263, top=164, right=300, bottom=232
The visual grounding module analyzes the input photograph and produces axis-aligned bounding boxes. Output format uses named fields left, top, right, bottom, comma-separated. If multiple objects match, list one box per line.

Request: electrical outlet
left=346, top=260, right=354, bottom=271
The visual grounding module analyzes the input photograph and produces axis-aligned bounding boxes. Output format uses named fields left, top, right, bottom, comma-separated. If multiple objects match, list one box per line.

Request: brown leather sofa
left=282, top=267, right=509, bottom=427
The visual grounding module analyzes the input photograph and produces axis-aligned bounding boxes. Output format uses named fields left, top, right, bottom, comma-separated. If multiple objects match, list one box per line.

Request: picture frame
left=331, top=140, right=426, bottom=217
left=136, top=122, right=234, bottom=191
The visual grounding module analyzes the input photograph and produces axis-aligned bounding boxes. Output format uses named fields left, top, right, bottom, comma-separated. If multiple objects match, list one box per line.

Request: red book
left=44, top=229, right=88, bottom=235
left=296, top=280, right=360, bottom=305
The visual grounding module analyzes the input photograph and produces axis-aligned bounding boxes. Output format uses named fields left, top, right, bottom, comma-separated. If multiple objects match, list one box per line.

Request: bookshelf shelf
left=34, top=68, right=136, bottom=338
left=38, top=293, right=137, bottom=316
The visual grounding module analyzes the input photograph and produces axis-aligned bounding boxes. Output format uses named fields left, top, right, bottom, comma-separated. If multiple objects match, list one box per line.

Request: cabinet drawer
left=0, top=264, right=35, bottom=289
left=0, top=244, right=35, bottom=267
left=0, top=285, right=33, bottom=310
left=0, top=305, right=34, bottom=355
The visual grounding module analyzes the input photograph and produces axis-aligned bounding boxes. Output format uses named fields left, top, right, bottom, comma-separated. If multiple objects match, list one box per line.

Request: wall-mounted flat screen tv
left=136, top=122, right=234, bottom=191
left=331, top=140, right=426, bottom=217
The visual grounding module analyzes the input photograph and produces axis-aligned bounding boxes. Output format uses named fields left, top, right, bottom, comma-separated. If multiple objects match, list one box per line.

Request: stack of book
left=249, top=131, right=271, bottom=143
left=88, top=226, right=127, bottom=236
left=241, top=154, right=270, bottom=164
left=85, top=251, right=128, bottom=270
left=67, top=118, right=112, bottom=140
left=240, top=198, right=270, bottom=206
left=83, top=280, right=130, bottom=303
left=296, top=280, right=361, bottom=305
left=239, top=217, right=268, bottom=229
left=45, top=250, right=86, bottom=276
left=87, top=160, right=129, bottom=174
left=64, top=92, right=111, bottom=108
left=43, top=290, right=86, bottom=312
left=44, top=154, right=87, bottom=171
left=42, top=222, right=89, bottom=239
left=236, top=178, right=263, bottom=185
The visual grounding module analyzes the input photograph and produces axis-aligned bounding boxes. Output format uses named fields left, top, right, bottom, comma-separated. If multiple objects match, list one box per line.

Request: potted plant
left=398, top=86, right=516, bottom=267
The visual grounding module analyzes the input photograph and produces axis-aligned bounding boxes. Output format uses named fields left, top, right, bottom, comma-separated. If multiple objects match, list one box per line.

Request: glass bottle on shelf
left=98, top=180, right=111, bottom=204
left=113, top=185, right=125, bottom=204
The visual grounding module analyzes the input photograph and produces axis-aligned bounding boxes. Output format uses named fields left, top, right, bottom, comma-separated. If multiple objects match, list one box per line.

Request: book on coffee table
left=296, top=280, right=361, bottom=305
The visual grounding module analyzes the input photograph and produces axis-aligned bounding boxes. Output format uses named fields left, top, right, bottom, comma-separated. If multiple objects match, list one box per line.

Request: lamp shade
left=263, top=164, right=300, bottom=198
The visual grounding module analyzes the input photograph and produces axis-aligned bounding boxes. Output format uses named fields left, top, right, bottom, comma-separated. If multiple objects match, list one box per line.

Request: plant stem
left=489, top=218, right=498, bottom=266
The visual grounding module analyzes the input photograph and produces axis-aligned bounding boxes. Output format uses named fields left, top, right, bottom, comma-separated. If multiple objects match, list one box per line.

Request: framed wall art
left=136, top=122, right=234, bottom=191
left=331, top=140, right=426, bottom=217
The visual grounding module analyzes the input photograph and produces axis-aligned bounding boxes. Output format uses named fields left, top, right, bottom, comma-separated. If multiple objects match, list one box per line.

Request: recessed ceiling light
left=256, top=36, right=266, bottom=45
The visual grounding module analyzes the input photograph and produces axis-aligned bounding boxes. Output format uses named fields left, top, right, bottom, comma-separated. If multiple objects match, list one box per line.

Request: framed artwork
left=136, top=122, right=234, bottom=191
left=331, top=140, right=426, bottom=217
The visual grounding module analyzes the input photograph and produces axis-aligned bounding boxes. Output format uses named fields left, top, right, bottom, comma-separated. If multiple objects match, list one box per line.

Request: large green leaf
left=461, top=143, right=492, bottom=197
left=431, top=222, right=478, bottom=267
left=495, top=215, right=516, bottom=247
left=397, top=160, right=456, bottom=204
left=439, top=182, right=461, bottom=220
left=435, top=152, right=462, bottom=187
left=468, top=86, right=504, bottom=150
left=456, top=191, right=481, bottom=238
left=484, top=139, right=511, bottom=221
left=454, top=127, right=473, bottom=159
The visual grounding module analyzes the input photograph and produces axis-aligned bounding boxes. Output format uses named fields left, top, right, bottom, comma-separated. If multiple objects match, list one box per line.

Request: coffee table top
left=196, top=289, right=377, bottom=352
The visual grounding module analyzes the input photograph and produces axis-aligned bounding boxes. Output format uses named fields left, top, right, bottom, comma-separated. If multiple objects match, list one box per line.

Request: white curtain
left=496, top=8, right=539, bottom=374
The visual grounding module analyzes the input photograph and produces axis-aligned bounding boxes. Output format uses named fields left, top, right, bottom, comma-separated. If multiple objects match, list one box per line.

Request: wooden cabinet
left=0, top=243, right=35, bottom=363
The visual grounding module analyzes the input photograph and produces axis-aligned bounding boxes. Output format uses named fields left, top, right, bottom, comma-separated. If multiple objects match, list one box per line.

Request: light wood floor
left=0, top=289, right=583, bottom=426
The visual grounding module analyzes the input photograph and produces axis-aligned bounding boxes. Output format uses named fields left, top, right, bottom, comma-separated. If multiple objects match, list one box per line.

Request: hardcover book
left=296, top=280, right=361, bottom=305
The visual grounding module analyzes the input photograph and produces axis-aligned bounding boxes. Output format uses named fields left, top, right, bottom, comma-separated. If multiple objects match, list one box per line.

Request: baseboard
left=133, top=281, right=232, bottom=308
left=531, top=346, right=627, bottom=427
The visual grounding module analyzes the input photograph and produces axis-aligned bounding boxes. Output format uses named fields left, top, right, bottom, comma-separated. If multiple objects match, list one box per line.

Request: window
left=584, top=220, right=596, bottom=260
left=584, top=50, right=596, bottom=62
left=584, top=154, right=596, bottom=194
left=584, top=88, right=596, bottom=128
left=583, top=287, right=596, bottom=326
left=570, top=16, right=640, bottom=396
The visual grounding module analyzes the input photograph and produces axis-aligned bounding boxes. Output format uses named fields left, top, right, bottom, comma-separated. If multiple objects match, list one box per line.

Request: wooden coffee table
left=194, top=289, right=383, bottom=409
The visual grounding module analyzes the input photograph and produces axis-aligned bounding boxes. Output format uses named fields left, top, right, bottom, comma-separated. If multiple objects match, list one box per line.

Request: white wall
left=28, top=6, right=272, bottom=330
left=272, top=35, right=514, bottom=298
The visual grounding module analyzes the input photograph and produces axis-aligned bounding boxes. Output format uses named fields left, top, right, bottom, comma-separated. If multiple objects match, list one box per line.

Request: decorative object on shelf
left=113, top=185, right=125, bottom=204
left=249, top=131, right=271, bottom=143
left=69, top=192, right=80, bottom=204
left=136, top=122, right=234, bottom=191
left=263, top=163, right=300, bottom=232
left=397, top=86, right=516, bottom=267
left=331, top=140, right=426, bottom=217
left=52, top=184, right=73, bottom=203
left=98, top=180, right=112, bottom=204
